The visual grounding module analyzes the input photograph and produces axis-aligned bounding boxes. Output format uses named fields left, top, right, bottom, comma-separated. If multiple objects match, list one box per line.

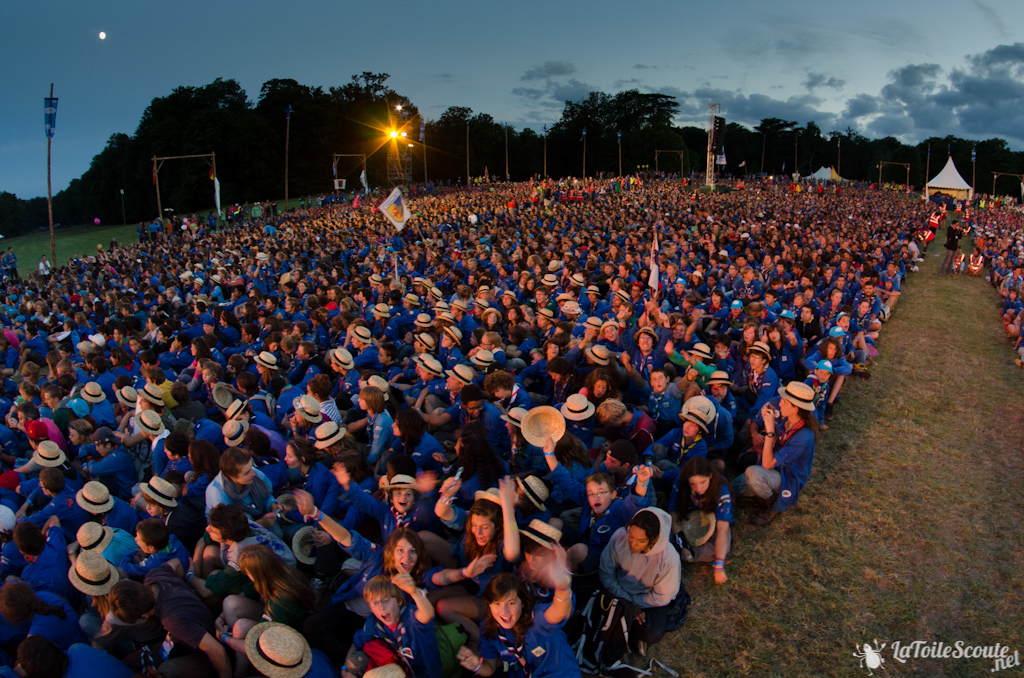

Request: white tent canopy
left=809, top=167, right=832, bottom=181
left=927, top=157, right=972, bottom=199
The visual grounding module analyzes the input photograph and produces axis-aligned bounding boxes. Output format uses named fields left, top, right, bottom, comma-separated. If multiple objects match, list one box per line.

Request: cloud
left=968, top=0, right=1010, bottom=40
left=803, top=72, right=845, bottom=91
left=633, top=64, right=658, bottom=70
left=510, top=87, right=547, bottom=101
left=551, top=78, right=597, bottom=102
left=521, top=61, right=576, bottom=81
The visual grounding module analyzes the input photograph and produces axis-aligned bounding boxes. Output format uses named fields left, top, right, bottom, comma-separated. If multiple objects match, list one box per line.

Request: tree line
left=2, top=72, right=1024, bottom=236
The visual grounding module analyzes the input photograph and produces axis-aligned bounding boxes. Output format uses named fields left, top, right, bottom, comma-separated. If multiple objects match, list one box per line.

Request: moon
left=99, top=31, right=106, bottom=40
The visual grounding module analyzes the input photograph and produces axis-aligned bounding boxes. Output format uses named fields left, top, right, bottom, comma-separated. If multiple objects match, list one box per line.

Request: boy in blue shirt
left=118, top=518, right=190, bottom=580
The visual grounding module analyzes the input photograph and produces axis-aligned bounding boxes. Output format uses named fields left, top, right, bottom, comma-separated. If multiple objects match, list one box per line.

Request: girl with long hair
left=672, top=456, right=734, bottom=583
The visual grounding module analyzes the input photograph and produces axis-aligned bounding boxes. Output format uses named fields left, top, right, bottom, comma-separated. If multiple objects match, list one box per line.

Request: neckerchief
left=369, top=614, right=415, bottom=673
left=747, top=365, right=765, bottom=394
left=777, top=418, right=806, bottom=447
left=391, top=505, right=413, bottom=529
left=497, top=629, right=527, bottom=669
left=677, top=434, right=703, bottom=462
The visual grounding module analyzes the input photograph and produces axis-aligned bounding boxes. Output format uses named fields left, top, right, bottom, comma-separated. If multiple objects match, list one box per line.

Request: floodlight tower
left=706, top=103, right=721, bottom=188
left=387, top=104, right=413, bottom=188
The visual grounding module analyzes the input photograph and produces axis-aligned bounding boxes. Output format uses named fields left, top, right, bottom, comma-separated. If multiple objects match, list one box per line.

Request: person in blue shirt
left=735, top=340, right=781, bottom=422
left=390, top=409, right=445, bottom=473
left=732, top=381, right=818, bottom=526
left=11, top=521, right=74, bottom=602
left=345, top=574, right=442, bottom=678
left=0, top=583, right=85, bottom=650
left=670, top=456, right=733, bottom=583
left=118, top=518, right=190, bottom=580
left=455, top=567, right=579, bottom=678
left=80, top=427, right=137, bottom=500
left=75, top=481, right=140, bottom=534
left=357, top=386, right=395, bottom=472
left=282, top=438, right=341, bottom=535
left=10, top=637, right=135, bottom=678
left=20, top=467, right=90, bottom=542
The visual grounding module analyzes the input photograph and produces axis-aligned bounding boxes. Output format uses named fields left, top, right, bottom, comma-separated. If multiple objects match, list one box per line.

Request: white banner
left=214, top=177, right=221, bottom=216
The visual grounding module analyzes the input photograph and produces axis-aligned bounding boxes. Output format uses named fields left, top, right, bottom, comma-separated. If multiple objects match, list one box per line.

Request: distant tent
left=808, top=166, right=844, bottom=182
left=927, top=156, right=972, bottom=200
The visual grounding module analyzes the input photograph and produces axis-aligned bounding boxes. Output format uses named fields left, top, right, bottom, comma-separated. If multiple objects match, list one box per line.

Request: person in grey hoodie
left=598, top=507, right=681, bottom=650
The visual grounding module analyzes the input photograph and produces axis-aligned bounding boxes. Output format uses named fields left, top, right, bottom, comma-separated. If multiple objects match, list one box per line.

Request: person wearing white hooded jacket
left=598, top=506, right=681, bottom=649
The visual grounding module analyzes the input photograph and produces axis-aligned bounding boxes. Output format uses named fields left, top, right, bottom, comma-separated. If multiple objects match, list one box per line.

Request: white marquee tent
left=927, top=157, right=972, bottom=200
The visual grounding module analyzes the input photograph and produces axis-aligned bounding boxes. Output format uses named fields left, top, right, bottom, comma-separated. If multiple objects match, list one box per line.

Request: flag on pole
left=286, top=105, right=291, bottom=120
left=359, top=163, right=367, bottom=193
left=716, top=147, right=726, bottom=165
left=152, top=166, right=157, bottom=186
left=830, top=167, right=839, bottom=180
left=214, top=177, right=221, bottom=215
left=332, top=161, right=337, bottom=177
left=379, top=188, right=412, bottom=231
left=543, top=124, right=547, bottom=136
left=972, top=147, right=977, bottom=163
left=581, top=128, right=587, bottom=141
left=617, top=130, right=621, bottom=143
left=44, top=97, right=58, bottom=138
left=209, top=167, right=215, bottom=180
left=419, top=121, right=425, bottom=142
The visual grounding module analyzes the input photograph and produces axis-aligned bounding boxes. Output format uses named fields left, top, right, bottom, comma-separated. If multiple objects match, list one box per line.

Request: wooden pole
left=466, top=122, right=470, bottom=187
left=760, top=133, right=765, bottom=175
left=618, top=136, right=622, bottom=176
left=46, top=83, right=55, bottom=266
left=582, top=135, right=587, bottom=178
left=543, top=133, right=547, bottom=178
left=504, top=126, right=509, bottom=181
left=153, top=156, right=163, bottom=224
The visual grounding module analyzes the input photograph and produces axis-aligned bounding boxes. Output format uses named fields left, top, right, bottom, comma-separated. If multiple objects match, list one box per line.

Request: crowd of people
left=0, top=174, right=1019, bottom=678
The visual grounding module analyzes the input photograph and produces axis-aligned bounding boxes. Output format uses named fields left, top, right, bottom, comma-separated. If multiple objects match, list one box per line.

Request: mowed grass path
left=653, top=248, right=1024, bottom=677
left=6, top=223, right=139, bottom=276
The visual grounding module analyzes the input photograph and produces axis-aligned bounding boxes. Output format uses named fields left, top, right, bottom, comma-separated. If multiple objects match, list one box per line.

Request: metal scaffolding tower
left=706, top=103, right=720, bottom=187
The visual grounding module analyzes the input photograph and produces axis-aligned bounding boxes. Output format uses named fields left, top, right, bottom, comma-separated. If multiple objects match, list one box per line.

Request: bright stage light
left=389, top=130, right=398, bottom=138
left=99, top=31, right=107, bottom=40
left=400, top=132, right=407, bottom=138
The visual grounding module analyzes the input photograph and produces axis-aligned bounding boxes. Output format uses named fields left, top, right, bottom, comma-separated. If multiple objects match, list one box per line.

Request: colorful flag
left=379, top=188, right=412, bottom=231
left=152, top=166, right=157, bottom=186
left=648, top=231, right=659, bottom=291
left=209, top=167, right=215, bottom=180
left=830, top=167, right=839, bottom=180
left=44, top=97, right=58, bottom=138
left=716, top=147, right=726, bottom=165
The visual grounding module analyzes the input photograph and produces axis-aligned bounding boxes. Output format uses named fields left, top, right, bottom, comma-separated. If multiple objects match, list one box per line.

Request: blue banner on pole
left=44, top=97, right=58, bottom=138
left=617, top=131, right=621, bottom=143
left=581, top=128, right=587, bottom=141
left=419, top=121, right=425, bottom=142
left=286, top=104, right=292, bottom=119
left=972, top=148, right=976, bottom=162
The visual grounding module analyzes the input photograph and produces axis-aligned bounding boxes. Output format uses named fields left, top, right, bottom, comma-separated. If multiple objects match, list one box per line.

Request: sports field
left=653, top=245, right=1024, bottom=676
left=5, top=223, right=139, bottom=276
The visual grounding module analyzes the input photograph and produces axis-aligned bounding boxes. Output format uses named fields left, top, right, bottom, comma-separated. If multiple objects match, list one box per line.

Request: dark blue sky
left=3, top=0, right=1024, bottom=198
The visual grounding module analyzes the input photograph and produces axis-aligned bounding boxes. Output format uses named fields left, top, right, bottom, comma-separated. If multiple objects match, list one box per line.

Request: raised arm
left=497, top=476, right=520, bottom=563
left=293, top=488, right=352, bottom=548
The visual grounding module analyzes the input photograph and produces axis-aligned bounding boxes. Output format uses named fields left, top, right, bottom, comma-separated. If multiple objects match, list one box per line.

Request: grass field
left=650, top=248, right=1024, bottom=676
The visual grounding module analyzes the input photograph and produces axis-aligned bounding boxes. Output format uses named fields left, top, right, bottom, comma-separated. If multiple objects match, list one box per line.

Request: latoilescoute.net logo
left=853, top=639, right=1020, bottom=674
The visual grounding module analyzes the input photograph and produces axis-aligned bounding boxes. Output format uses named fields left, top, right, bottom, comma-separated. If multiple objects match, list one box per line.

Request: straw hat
left=212, top=382, right=235, bottom=409
left=500, top=407, right=528, bottom=428
left=417, top=354, right=443, bottom=377
left=369, top=274, right=383, bottom=286
left=382, top=474, right=418, bottom=493
left=141, top=476, right=179, bottom=508
left=224, top=399, right=247, bottom=421
left=633, top=327, right=658, bottom=344
left=586, top=284, right=601, bottom=295
left=748, top=340, right=772, bottom=358
left=520, top=406, right=566, bottom=447
left=293, top=395, right=323, bottom=424
left=313, top=421, right=347, bottom=449
left=403, top=293, right=420, bottom=307
left=689, top=343, right=713, bottom=361
left=541, top=274, right=559, bottom=287
left=474, top=488, right=501, bottom=504
left=706, top=370, right=733, bottom=386
left=560, top=394, right=595, bottom=421
left=137, top=410, right=165, bottom=437
left=436, top=311, right=456, bottom=323
left=428, top=287, right=444, bottom=301
left=450, top=300, right=468, bottom=313
left=291, top=526, right=318, bottom=565
left=373, top=303, right=391, bottom=318
left=681, top=510, right=716, bottom=547
left=32, top=441, right=66, bottom=467
left=255, top=351, right=280, bottom=370
left=570, top=272, right=587, bottom=287
left=245, top=622, right=313, bottom=678
left=470, top=350, right=494, bottom=369
left=585, top=345, right=610, bottom=365
left=365, top=375, right=390, bottom=399
left=536, top=307, right=555, bottom=321
left=778, top=381, right=817, bottom=411
left=442, top=326, right=463, bottom=344
left=139, top=383, right=165, bottom=406
left=328, top=348, right=354, bottom=370
left=516, top=476, right=549, bottom=511
left=520, top=519, right=563, bottom=549
left=364, top=664, right=408, bottom=678
left=76, top=522, right=114, bottom=553
left=416, top=333, right=437, bottom=351
left=352, top=326, right=374, bottom=343
left=76, top=481, right=114, bottom=514
left=681, top=395, right=717, bottom=427
left=81, top=382, right=106, bottom=404
left=223, top=419, right=250, bottom=446
left=445, top=364, right=477, bottom=385
left=69, top=551, right=120, bottom=597
left=680, top=408, right=710, bottom=433
left=583, top=316, right=603, bottom=332
left=414, top=313, right=433, bottom=329
left=600, top=319, right=620, bottom=334
left=115, top=386, right=138, bottom=409
left=562, top=301, right=582, bottom=316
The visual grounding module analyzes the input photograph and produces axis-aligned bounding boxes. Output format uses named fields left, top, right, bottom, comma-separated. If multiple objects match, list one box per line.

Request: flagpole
left=543, top=127, right=547, bottom=178
left=582, top=133, right=587, bottom=179
left=837, top=137, right=841, bottom=178
left=46, top=83, right=55, bottom=266
left=760, top=133, right=765, bottom=175
left=466, top=121, right=470, bottom=187
left=926, top=143, right=931, bottom=198
left=284, top=105, right=291, bottom=209
left=504, top=125, right=509, bottom=181
left=618, top=132, right=622, bottom=176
